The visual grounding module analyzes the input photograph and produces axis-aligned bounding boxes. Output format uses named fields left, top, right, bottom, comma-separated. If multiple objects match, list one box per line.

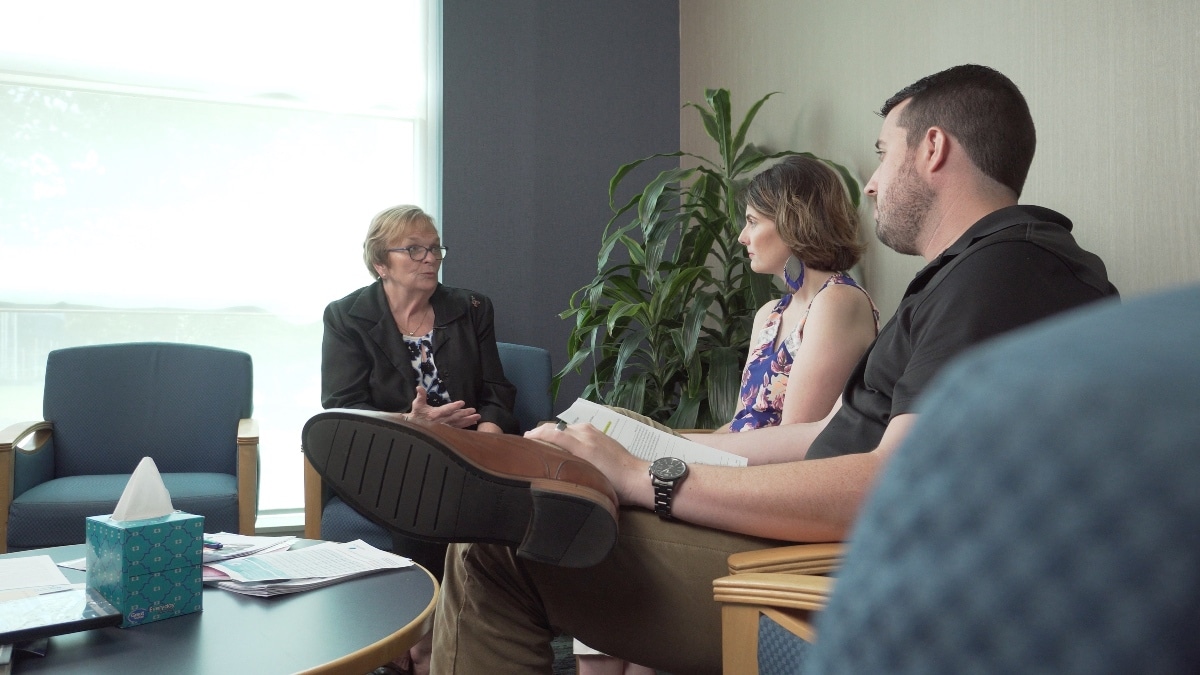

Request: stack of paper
left=206, top=540, right=412, bottom=597
left=201, top=532, right=296, bottom=564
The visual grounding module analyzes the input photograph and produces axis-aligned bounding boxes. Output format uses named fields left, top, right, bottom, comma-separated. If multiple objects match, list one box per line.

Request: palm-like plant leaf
left=555, top=88, right=860, bottom=428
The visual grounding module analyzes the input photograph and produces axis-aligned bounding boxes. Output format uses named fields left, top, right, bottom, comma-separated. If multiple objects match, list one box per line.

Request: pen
left=203, top=539, right=223, bottom=550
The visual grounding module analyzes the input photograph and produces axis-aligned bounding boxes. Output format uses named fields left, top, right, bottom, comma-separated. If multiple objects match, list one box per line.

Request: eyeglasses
left=386, top=245, right=448, bottom=261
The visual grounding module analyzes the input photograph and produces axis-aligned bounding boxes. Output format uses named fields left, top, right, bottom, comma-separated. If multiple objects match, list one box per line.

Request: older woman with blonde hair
left=321, top=204, right=516, bottom=675
left=323, top=205, right=517, bottom=433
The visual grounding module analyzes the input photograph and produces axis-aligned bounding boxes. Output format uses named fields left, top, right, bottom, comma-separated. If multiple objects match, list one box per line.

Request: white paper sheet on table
left=201, top=533, right=296, bottom=564
left=209, top=539, right=411, bottom=583
left=208, top=540, right=413, bottom=598
left=0, top=557, right=71, bottom=592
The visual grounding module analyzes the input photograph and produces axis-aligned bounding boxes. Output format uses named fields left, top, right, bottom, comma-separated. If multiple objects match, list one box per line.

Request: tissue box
left=85, top=512, right=204, bottom=627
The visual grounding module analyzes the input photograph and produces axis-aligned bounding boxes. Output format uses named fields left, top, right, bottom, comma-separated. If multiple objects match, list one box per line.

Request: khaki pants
left=431, top=508, right=785, bottom=675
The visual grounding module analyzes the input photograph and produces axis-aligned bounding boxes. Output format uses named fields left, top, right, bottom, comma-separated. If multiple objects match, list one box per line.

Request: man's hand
left=408, top=386, right=481, bottom=429
left=525, top=422, right=650, bottom=507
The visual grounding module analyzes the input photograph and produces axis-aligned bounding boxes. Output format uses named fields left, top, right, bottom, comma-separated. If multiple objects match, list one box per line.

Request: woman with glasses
left=322, top=204, right=517, bottom=434
left=321, top=204, right=517, bottom=675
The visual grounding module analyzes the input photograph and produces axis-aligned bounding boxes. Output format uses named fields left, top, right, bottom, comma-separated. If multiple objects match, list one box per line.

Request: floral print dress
left=404, top=331, right=451, bottom=406
left=729, top=272, right=877, bottom=432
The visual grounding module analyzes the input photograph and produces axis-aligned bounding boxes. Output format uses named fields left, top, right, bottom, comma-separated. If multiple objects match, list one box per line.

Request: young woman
left=579, top=155, right=878, bottom=675
left=721, top=154, right=878, bottom=435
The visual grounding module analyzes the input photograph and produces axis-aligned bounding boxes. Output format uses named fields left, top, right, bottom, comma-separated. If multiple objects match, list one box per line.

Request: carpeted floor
left=552, top=634, right=576, bottom=674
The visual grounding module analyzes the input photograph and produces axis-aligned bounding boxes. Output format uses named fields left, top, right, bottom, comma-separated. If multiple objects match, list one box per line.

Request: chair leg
left=236, top=419, right=259, bottom=535
left=722, top=604, right=761, bottom=675
left=303, top=456, right=323, bottom=540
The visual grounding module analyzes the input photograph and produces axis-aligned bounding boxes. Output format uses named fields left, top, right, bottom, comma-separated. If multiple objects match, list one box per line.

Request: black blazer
left=321, top=281, right=519, bottom=434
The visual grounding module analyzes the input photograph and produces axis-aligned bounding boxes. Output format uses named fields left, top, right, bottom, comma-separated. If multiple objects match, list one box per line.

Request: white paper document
left=202, top=532, right=296, bottom=564
left=204, top=539, right=414, bottom=598
left=210, top=539, right=409, bottom=583
left=556, top=398, right=747, bottom=467
left=0, top=556, right=71, bottom=593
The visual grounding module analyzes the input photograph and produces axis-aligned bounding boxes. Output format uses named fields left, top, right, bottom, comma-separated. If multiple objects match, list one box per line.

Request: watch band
left=649, top=457, right=688, bottom=520
left=652, top=476, right=678, bottom=520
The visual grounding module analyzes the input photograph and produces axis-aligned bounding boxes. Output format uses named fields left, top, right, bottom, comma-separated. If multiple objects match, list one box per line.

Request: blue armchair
left=715, top=285, right=1200, bottom=674
left=805, top=287, right=1200, bottom=674
left=304, top=342, right=554, bottom=549
left=0, top=342, right=259, bottom=552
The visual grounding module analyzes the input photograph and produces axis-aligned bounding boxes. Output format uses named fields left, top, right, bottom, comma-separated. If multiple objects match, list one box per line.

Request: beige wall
left=681, top=0, right=1200, bottom=318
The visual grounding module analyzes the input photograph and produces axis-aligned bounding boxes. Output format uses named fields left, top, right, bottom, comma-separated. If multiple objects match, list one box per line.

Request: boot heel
left=519, top=489, right=618, bottom=567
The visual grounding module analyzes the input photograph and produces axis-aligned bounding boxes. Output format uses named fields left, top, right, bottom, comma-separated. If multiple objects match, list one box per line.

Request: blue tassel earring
left=784, top=256, right=805, bottom=293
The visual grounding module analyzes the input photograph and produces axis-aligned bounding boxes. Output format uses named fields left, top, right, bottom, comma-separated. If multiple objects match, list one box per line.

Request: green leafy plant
left=555, top=88, right=859, bottom=428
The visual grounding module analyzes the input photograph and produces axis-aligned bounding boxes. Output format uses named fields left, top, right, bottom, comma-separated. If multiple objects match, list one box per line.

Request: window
left=0, top=1, right=441, bottom=524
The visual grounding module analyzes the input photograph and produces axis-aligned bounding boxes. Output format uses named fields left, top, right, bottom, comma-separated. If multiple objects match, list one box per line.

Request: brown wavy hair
left=738, top=155, right=863, bottom=272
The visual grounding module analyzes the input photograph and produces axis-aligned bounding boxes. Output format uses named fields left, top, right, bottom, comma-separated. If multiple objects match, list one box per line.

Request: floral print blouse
left=729, top=272, right=877, bottom=432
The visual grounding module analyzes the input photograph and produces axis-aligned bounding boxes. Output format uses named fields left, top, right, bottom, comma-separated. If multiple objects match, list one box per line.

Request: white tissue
left=112, top=457, right=176, bottom=521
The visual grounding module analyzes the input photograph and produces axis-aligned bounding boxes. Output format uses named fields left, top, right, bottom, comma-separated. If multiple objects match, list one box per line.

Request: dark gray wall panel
left=442, top=0, right=680, bottom=408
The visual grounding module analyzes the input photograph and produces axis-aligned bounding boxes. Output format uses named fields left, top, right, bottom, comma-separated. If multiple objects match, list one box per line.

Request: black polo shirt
left=806, top=205, right=1118, bottom=460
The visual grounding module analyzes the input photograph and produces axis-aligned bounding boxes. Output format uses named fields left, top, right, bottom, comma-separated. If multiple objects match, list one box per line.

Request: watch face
left=651, top=457, right=687, bottom=481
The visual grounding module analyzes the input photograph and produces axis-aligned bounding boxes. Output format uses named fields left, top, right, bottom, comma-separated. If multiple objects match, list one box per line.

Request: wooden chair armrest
left=715, top=572, right=834, bottom=672
left=718, top=542, right=841, bottom=672
left=727, top=543, right=845, bottom=576
left=0, top=421, right=53, bottom=554
left=0, top=421, right=53, bottom=455
left=236, top=418, right=259, bottom=535
left=303, top=456, right=323, bottom=540
left=713, top=572, right=834, bottom=612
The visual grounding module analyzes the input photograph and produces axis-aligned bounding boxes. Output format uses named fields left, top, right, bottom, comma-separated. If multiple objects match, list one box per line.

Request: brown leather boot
left=302, top=409, right=619, bottom=568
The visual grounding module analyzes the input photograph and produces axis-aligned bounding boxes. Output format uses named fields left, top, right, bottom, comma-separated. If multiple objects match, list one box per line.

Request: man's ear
left=923, top=126, right=951, bottom=174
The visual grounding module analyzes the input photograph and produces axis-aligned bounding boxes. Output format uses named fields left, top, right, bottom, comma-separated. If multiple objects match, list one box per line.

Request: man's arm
left=683, top=398, right=842, bottom=465
left=527, top=414, right=917, bottom=542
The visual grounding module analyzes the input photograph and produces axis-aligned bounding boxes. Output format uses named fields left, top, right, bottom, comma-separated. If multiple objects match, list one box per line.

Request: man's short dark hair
left=881, top=64, right=1036, bottom=197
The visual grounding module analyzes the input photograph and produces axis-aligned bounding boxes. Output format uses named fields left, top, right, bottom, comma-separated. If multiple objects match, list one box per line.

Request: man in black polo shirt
left=307, top=65, right=1118, bottom=674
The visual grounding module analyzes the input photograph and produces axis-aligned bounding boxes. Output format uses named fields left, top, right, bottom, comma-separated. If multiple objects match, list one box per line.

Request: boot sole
left=302, top=411, right=617, bottom=568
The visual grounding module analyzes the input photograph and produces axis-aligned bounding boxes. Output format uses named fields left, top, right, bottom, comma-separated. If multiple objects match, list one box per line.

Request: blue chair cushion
left=8, top=473, right=239, bottom=549
left=320, top=497, right=392, bottom=550
left=758, top=613, right=810, bottom=674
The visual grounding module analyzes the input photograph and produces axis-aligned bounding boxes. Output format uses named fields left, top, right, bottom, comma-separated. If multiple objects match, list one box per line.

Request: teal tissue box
left=85, top=512, right=204, bottom=627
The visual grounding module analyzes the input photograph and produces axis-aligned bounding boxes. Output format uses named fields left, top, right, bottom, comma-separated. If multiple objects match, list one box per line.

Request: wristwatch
left=649, top=457, right=689, bottom=520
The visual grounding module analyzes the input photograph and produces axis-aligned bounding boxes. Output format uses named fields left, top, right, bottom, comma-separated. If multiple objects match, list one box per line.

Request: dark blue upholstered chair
left=713, top=284, right=1200, bottom=674
left=806, top=285, right=1200, bottom=674
left=304, top=342, right=554, bottom=550
left=0, top=342, right=259, bottom=553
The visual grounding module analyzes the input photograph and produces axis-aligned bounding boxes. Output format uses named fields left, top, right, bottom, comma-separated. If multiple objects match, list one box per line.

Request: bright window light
left=0, top=0, right=440, bottom=519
